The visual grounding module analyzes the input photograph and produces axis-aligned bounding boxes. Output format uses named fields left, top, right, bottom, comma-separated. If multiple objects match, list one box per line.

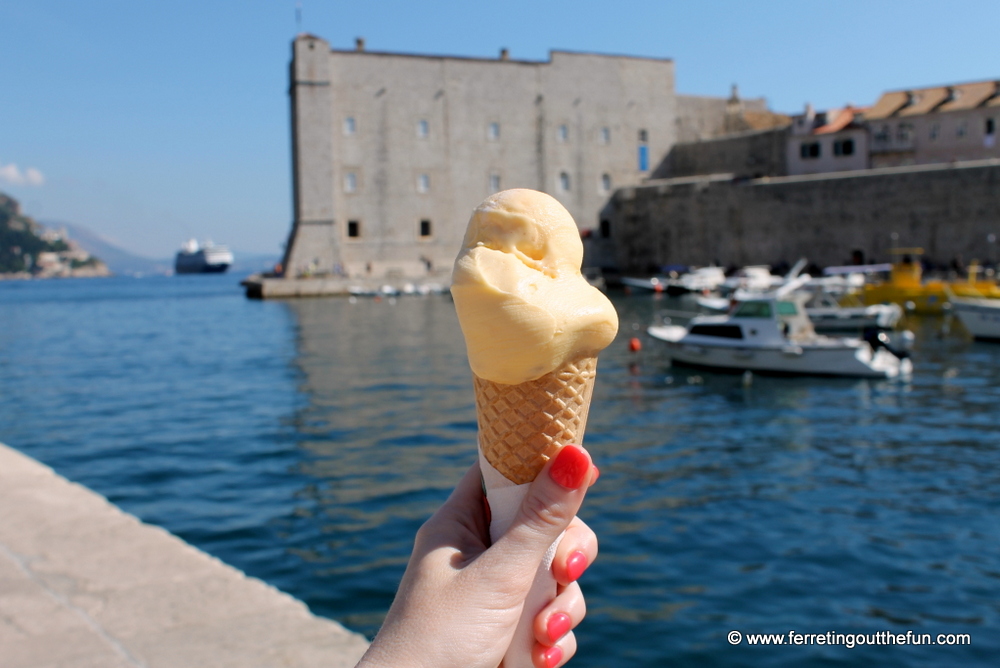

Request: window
left=930, top=123, right=940, bottom=141
left=776, top=301, right=799, bottom=316
left=347, top=220, right=360, bottom=238
left=599, top=219, right=611, bottom=239
left=957, top=121, right=968, bottom=138
left=732, top=301, right=772, bottom=318
left=344, top=117, right=356, bottom=135
left=638, top=129, right=648, bottom=143
left=600, top=127, right=611, bottom=144
left=897, top=123, right=913, bottom=142
left=833, top=139, right=854, bottom=157
left=417, top=119, right=429, bottom=138
left=417, top=173, right=430, bottom=193
left=419, top=219, right=432, bottom=238
left=986, top=118, right=995, bottom=136
left=800, top=142, right=821, bottom=159
left=689, top=324, right=744, bottom=339
left=344, top=171, right=357, bottom=193
left=559, top=171, right=571, bottom=192
left=489, top=173, right=501, bottom=193
left=600, top=173, right=612, bottom=193
left=558, top=124, right=568, bottom=142
left=488, top=122, right=500, bottom=140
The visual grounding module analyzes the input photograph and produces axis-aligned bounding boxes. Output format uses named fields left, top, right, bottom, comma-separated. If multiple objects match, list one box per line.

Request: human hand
left=356, top=444, right=599, bottom=668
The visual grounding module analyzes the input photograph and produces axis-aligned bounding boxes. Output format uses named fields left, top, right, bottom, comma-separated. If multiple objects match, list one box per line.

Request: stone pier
left=0, top=442, right=369, bottom=668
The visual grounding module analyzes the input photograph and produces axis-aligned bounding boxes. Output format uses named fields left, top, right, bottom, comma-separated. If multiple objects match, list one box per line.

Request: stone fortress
left=267, top=33, right=1000, bottom=296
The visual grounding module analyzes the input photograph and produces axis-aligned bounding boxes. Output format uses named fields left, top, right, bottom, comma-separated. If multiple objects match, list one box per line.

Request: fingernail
left=590, top=465, right=600, bottom=485
left=544, top=645, right=563, bottom=668
left=546, top=612, right=572, bottom=644
left=549, top=445, right=590, bottom=489
left=566, top=550, right=588, bottom=582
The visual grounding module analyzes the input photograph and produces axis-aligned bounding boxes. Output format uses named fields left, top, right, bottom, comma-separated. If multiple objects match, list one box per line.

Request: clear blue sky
left=2, top=0, right=998, bottom=259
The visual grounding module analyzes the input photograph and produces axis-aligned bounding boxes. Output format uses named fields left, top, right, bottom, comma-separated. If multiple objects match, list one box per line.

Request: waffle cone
left=474, top=355, right=598, bottom=485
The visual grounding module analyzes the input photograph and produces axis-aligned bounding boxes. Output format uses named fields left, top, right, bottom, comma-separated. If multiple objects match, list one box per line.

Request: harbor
left=2, top=274, right=998, bottom=666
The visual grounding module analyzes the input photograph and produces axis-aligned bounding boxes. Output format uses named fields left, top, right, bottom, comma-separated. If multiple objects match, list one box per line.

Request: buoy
left=628, top=337, right=642, bottom=352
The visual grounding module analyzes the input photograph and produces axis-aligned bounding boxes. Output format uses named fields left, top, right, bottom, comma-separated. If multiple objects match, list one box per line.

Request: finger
left=533, top=630, right=578, bottom=668
left=532, top=580, right=586, bottom=646
left=492, top=444, right=594, bottom=562
left=551, top=516, right=598, bottom=587
left=413, top=463, right=489, bottom=554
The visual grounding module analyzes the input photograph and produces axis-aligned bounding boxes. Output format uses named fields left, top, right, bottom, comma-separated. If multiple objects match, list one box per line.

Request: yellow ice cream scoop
left=451, top=189, right=619, bottom=385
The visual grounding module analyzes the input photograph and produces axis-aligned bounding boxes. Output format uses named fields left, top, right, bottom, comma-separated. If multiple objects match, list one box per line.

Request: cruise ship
left=174, top=239, right=233, bottom=274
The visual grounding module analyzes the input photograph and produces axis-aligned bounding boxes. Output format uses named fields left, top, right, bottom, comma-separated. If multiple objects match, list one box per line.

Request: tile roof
left=866, top=79, right=1000, bottom=119
left=897, top=88, right=949, bottom=116
left=865, top=91, right=911, bottom=120
left=938, top=81, right=997, bottom=111
left=814, top=107, right=864, bottom=134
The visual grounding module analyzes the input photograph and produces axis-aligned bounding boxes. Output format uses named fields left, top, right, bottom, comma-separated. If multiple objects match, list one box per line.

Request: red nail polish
left=546, top=612, right=572, bottom=644
left=549, top=445, right=589, bottom=489
left=566, top=550, right=588, bottom=582
left=544, top=645, right=563, bottom=668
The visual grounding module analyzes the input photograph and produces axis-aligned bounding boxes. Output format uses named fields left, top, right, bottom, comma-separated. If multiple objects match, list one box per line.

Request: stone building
left=281, top=34, right=676, bottom=280
left=866, top=80, right=1000, bottom=168
left=786, top=105, right=868, bottom=175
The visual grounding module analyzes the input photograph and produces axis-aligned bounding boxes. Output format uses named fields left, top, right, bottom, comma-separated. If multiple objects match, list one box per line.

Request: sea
left=1, top=274, right=997, bottom=667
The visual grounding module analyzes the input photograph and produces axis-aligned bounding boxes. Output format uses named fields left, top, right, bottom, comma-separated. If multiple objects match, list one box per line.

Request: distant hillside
left=48, top=221, right=281, bottom=276
left=45, top=221, right=172, bottom=276
left=1, top=194, right=108, bottom=277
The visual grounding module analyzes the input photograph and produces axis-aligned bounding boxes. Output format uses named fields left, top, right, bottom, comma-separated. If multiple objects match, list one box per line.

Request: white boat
left=949, top=293, right=1000, bottom=340
left=622, top=266, right=726, bottom=295
left=647, top=290, right=912, bottom=379
left=802, top=290, right=903, bottom=332
left=175, top=239, right=233, bottom=274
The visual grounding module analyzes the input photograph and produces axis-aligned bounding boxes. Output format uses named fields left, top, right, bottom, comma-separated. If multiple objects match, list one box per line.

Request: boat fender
left=863, top=327, right=910, bottom=360
left=629, top=337, right=642, bottom=352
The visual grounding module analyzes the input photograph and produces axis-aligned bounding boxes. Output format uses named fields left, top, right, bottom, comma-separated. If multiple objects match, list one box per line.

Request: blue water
left=1, top=275, right=998, bottom=666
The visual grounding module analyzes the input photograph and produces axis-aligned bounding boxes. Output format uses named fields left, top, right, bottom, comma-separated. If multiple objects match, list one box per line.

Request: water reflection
left=282, top=295, right=476, bottom=632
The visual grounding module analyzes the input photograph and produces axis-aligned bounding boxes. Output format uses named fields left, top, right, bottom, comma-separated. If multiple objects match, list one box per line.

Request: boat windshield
left=777, top=301, right=799, bottom=316
left=732, top=301, right=772, bottom=318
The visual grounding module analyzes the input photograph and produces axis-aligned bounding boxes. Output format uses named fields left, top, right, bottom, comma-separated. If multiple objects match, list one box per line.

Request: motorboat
left=175, top=239, right=233, bottom=274
left=948, top=292, right=1000, bottom=340
left=696, top=272, right=902, bottom=333
left=802, top=290, right=903, bottom=332
left=647, top=287, right=912, bottom=378
left=622, top=265, right=726, bottom=295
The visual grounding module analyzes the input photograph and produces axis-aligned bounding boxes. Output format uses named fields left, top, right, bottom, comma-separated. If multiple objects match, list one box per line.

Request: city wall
left=652, top=127, right=789, bottom=180
left=608, top=159, right=1000, bottom=273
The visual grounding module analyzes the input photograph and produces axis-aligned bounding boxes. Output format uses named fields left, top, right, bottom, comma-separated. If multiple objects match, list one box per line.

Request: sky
left=2, top=0, right=998, bottom=259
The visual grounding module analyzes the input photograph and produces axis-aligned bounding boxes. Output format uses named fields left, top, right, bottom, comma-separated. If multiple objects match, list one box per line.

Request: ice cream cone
left=474, top=355, right=598, bottom=485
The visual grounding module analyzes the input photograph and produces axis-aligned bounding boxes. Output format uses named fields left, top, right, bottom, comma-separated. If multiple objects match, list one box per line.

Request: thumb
left=493, top=444, right=594, bottom=563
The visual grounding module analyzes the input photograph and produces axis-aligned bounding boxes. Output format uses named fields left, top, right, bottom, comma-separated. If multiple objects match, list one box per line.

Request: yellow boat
left=862, top=249, right=1000, bottom=315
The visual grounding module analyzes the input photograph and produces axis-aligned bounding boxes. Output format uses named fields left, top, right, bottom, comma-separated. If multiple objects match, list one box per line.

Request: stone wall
left=652, top=127, right=789, bottom=180
left=675, top=94, right=769, bottom=143
left=282, top=35, right=676, bottom=280
left=608, top=159, right=1000, bottom=273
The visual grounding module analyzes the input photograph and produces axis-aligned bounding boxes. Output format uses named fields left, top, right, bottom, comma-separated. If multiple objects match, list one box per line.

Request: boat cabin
left=689, top=296, right=816, bottom=342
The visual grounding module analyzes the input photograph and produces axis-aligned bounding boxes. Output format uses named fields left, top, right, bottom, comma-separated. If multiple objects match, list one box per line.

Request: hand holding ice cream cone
left=451, top=189, right=619, bottom=667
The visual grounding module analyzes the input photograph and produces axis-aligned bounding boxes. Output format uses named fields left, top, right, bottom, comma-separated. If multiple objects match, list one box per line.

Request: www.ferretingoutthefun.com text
left=727, top=630, right=971, bottom=648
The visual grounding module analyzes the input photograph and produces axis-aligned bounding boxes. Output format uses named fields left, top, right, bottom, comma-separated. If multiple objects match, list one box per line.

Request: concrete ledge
left=243, top=274, right=450, bottom=299
left=0, top=442, right=369, bottom=668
